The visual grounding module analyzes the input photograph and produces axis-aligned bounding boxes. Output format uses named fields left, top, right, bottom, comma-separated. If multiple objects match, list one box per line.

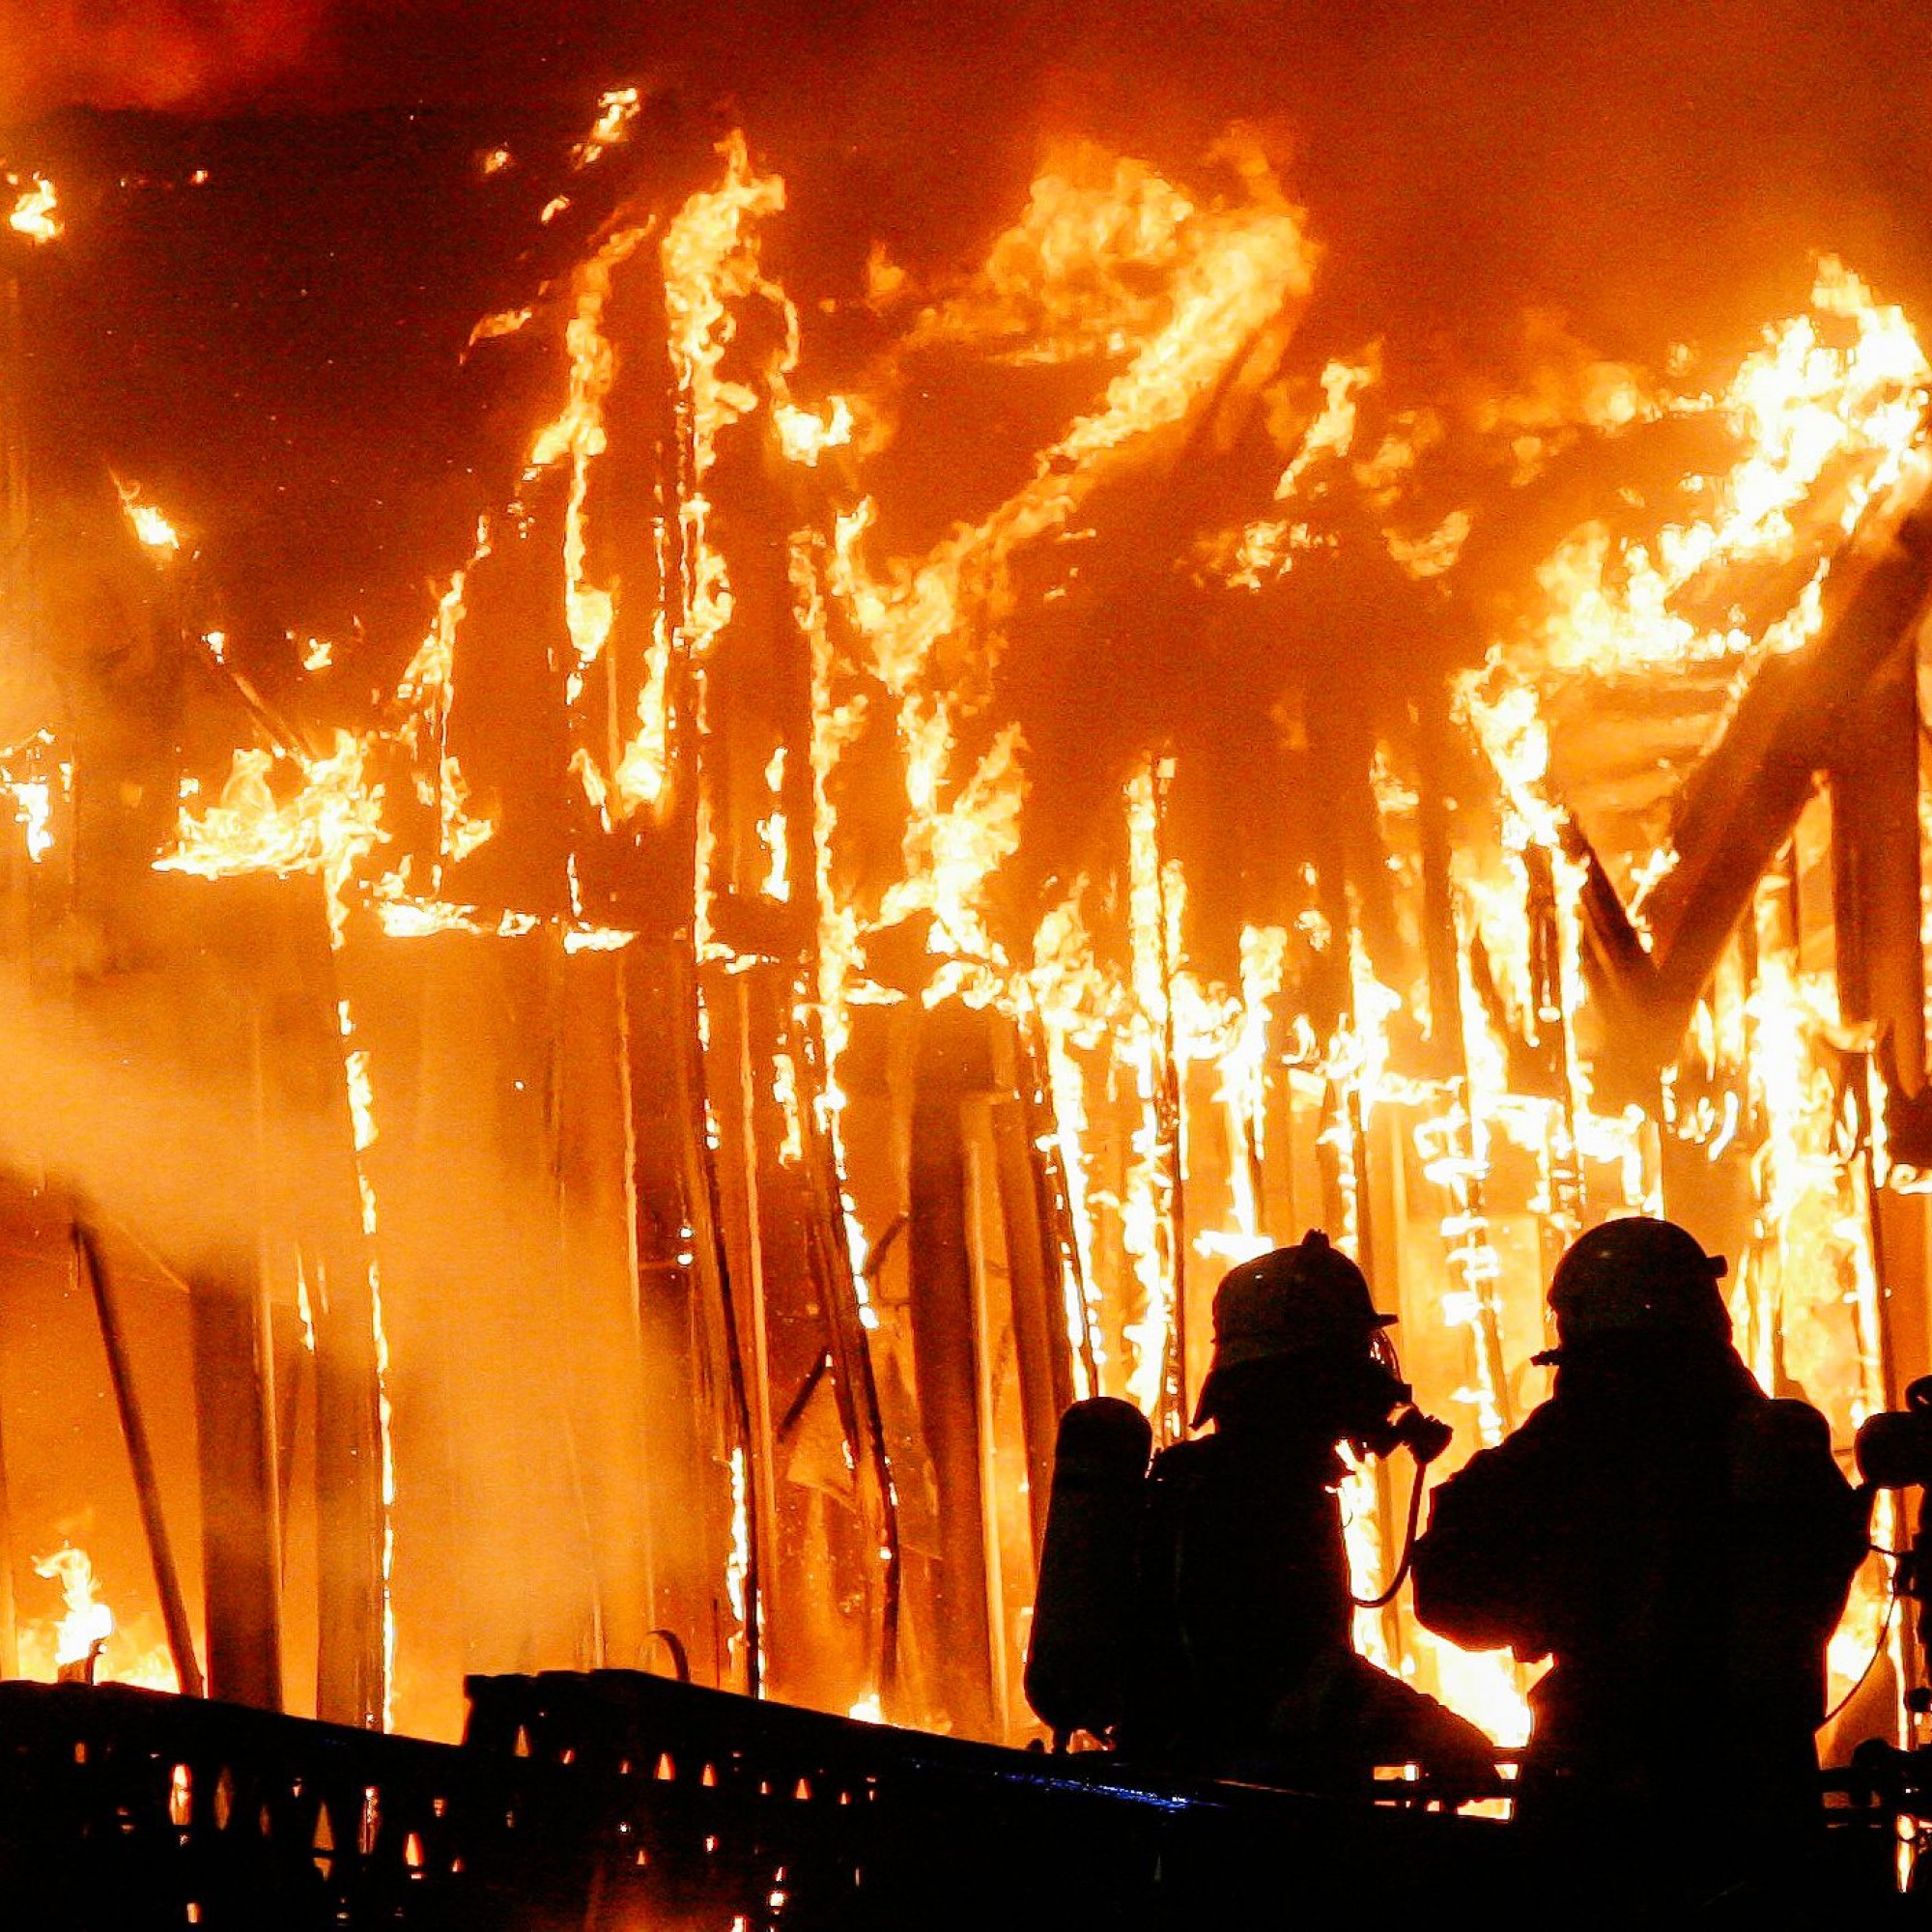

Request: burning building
left=0, top=6, right=1928, bottom=1880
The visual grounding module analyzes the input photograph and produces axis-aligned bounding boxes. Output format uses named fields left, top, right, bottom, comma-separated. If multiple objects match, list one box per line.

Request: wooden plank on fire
left=907, top=999, right=999, bottom=1743
left=989, top=1093, right=1071, bottom=1569
left=188, top=1242, right=285, bottom=1713
left=1586, top=448, right=1932, bottom=1073
left=1832, top=631, right=1928, bottom=1098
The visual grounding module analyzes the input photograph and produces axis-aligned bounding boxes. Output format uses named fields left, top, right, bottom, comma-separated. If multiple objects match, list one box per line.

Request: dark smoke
left=0, top=0, right=330, bottom=119
left=9, top=3, right=1932, bottom=322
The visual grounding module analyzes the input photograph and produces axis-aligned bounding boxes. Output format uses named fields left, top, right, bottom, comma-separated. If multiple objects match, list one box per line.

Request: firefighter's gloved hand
left=1412, top=1702, right=1507, bottom=1800
left=1273, top=1651, right=1504, bottom=1797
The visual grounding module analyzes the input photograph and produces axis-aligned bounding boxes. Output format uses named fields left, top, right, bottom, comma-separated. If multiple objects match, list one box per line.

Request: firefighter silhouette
left=1411, top=1216, right=1870, bottom=1903
left=1027, top=1233, right=1496, bottom=1791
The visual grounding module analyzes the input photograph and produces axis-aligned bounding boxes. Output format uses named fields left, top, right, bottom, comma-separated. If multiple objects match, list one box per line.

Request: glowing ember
left=1, top=732, right=62, bottom=864
left=8, top=778, right=51, bottom=860
left=774, top=395, right=854, bottom=467
left=467, top=306, right=532, bottom=349
left=8, top=173, right=59, bottom=243
left=572, top=87, right=642, bottom=169
left=115, top=479, right=182, bottom=554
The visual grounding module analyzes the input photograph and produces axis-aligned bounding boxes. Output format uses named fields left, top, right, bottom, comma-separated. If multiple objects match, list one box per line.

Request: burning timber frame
left=2, top=118, right=1932, bottom=1765
left=1577, top=453, right=1932, bottom=1104
left=1570, top=446, right=1932, bottom=1401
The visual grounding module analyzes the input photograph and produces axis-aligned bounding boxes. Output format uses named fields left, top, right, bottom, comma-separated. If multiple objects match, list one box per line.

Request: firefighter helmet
left=1547, top=1216, right=1730, bottom=1347
left=1192, top=1232, right=1395, bottom=1425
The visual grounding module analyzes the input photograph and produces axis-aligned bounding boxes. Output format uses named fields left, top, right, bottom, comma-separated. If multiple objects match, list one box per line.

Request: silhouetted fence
left=0, top=1673, right=1912, bottom=1927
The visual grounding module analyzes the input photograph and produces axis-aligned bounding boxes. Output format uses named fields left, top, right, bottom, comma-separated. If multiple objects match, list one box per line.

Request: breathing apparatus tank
left=1023, top=1396, right=1153, bottom=1747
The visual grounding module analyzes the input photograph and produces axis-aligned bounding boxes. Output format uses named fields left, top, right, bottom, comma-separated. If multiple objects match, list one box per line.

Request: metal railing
left=0, top=1671, right=1912, bottom=1927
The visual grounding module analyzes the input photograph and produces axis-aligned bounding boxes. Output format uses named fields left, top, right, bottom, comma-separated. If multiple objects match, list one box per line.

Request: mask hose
left=1350, top=1453, right=1432, bottom=1611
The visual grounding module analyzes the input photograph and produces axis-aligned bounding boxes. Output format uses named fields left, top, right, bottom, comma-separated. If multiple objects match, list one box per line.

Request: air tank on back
left=1023, top=1396, right=1153, bottom=1748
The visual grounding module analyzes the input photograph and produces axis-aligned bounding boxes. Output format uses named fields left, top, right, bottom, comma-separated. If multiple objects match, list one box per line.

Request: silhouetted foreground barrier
left=0, top=1673, right=1912, bottom=1927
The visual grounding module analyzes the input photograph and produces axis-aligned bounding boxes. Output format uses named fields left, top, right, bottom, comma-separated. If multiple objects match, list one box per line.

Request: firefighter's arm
left=1733, top=1399, right=1874, bottom=1634
left=1409, top=1436, right=1557, bottom=1659
left=1724, top=1398, right=1873, bottom=1727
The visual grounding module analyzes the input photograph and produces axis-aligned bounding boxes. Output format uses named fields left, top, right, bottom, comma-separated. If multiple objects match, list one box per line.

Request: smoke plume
left=0, top=1, right=331, bottom=121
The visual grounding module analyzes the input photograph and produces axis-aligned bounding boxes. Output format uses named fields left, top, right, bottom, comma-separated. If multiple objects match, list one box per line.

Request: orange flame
left=8, top=173, right=59, bottom=243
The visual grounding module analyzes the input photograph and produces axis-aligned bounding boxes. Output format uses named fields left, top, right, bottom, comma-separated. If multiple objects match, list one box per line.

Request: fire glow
left=0, top=100, right=1922, bottom=1778
left=7, top=172, right=59, bottom=243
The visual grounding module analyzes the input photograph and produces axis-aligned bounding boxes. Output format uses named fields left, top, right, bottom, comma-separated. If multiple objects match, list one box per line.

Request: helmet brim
left=1190, top=1312, right=1399, bottom=1427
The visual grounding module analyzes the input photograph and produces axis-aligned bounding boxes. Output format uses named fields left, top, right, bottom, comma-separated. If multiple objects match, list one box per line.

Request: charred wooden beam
left=76, top=1226, right=203, bottom=1699
left=1562, top=815, right=1661, bottom=1110
left=709, top=958, right=888, bottom=1713
left=677, top=952, right=765, bottom=1697
left=1017, top=1011, right=1099, bottom=1397
left=1306, top=693, right=1411, bottom=1009
left=1301, top=701, right=1354, bottom=1045
left=307, top=1242, right=385, bottom=1727
left=1415, top=682, right=1466, bottom=1082
left=622, top=943, right=732, bottom=1679
left=1831, top=630, right=1927, bottom=1099
left=1594, top=471, right=1932, bottom=1070
left=1147, top=756, right=1190, bottom=1442
left=908, top=999, right=998, bottom=1742
left=990, top=1094, right=1071, bottom=1567
left=280, top=881, right=385, bottom=1731
left=189, top=1244, right=284, bottom=1712
left=1831, top=634, right=1927, bottom=1462
left=795, top=1010, right=904, bottom=1704
left=708, top=971, right=785, bottom=1687
left=155, top=884, right=288, bottom=1715
left=1875, top=1188, right=1931, bottom=1406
